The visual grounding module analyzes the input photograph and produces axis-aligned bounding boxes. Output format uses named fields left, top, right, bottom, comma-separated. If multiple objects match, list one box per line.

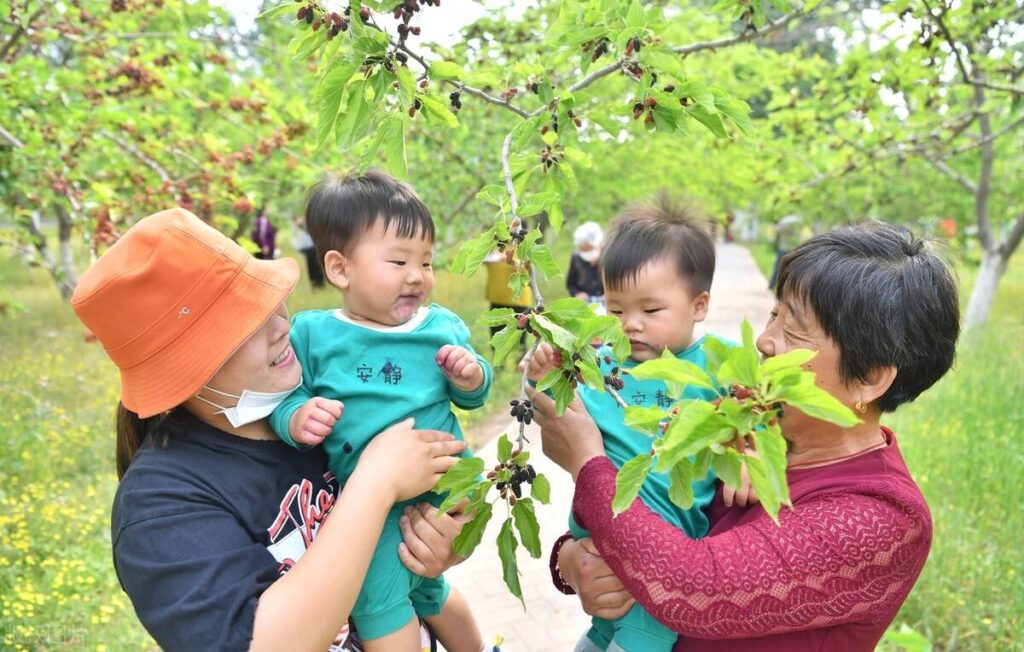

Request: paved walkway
left=448, top=244, right=774, bottom=651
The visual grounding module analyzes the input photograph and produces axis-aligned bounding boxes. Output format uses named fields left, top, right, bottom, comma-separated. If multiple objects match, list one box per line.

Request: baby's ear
left=322, top=250, right=349, bottom=289
left=691, top=290, right=710, bottom=322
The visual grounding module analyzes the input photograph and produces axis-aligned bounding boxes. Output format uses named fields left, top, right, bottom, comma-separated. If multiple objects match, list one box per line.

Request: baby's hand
left=722, top=459, right=759, bottom=508
left=519, top=341, right=562, bottom=382
left=436, top=345, right=484, bottom=392
left=289, top=396, right=344, bottom=447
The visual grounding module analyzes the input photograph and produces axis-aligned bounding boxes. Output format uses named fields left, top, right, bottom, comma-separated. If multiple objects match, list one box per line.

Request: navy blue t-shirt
left=111, top=410, right=363, bottom=651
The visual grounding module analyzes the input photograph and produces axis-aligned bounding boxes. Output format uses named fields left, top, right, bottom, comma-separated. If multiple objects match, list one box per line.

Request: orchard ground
left=0, top=233, right=1021, bottom=651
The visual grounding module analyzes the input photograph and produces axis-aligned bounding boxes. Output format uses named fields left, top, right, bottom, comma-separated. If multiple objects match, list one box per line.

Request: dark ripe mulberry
left=511, top=483, right=523, bottom=499
left=526, top=464, right=537, bottom=480
left=305, top=9, right=314, bottom=23
left=632, top=102, right=644, bottom=120
left=663, top=84, right=676, bottom=93
left=413, top=97, right=422, bottom=110
left=396, top=51, right=409, bottom=64
left=359, top=6, right=370, bottom=21
left=510, top=399, right=520, bottom=407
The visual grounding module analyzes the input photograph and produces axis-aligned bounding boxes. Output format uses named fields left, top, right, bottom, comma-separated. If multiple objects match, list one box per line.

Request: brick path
left=447, top=244, right=774, bottom=651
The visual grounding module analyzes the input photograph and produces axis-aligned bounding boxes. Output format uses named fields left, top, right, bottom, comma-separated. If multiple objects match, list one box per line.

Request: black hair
left=777, top=221, right=960, bottom=413
left=601, top=194, right=716, bottom=295
left=304, top=169, right=435, bottom=263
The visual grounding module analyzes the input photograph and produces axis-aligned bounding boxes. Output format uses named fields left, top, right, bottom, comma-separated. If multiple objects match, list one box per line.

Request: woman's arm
left=251, top=422, right=465, bottom=651
left=572, top=456, right=932, bottom=639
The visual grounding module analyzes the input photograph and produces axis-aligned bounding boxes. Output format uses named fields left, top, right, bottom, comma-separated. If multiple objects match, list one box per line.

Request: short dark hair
left=777, top=221, right=960, bottom=413
left=304, top=170, right=435, bottom=263
left=601, top=195, right=716, bottom=295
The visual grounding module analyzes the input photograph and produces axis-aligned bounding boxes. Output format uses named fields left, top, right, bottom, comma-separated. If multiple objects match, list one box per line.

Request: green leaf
left=552, top=376, right=577, bottom=415
left=536, top=368, right=563, bottom=392
left=517, top=191, right=560, bottom=217
left=626, top=0, right=646, bottom=29
left=544, top=298, right=594, bottom=320
left=453, top=502, right=493, bottom=557
left=437, top=479, right=486, bottom=514
left=531, top=474, right=551, bottom=504
left=668, top=458, right=695, bottom=508
left=761, top=348, right=816, bottom=375
left=258, top=3, right=299, bottom=20
left=497, top=519, right=524, bottom=603
left=491, top=325, right=524, bottom=366
left=712, top=448, right=744, bottom=489
left=630, top=350, right=717, bottom=395
left=476, top=184, right=507, bottom=207
left=479, top=308, right=515, bottom=327
left=451, top=228, right=496, bottom=276
left=497, top=434, right=512, bottom=463
left=654, top=402, right=732, bottom=470
left=418, top=94, right=459, bottom=128
left=623, top=405, right=667, bottom=435
left=382, top=116, right=407, bottom=177
left=434, top=456, right=484, bottom=494
left=531, top=314, right=577, bottom=351
left=316, top=59, right=360, bottom=149
left=687, top=105, right=728, bottom=138
left=613, top=453, right=653, bottom=515
left=718, top=321, right=761, bottom=387
left=779, top=376, right=861, bottom=427
left=716, top=97, right=753, bottom=134
left=464, top=70, right=501, bottom=88
left=528, top=243, right=560, bottom=279
left=395, top=65, right=417, bottom=106
left=512, top=499, right=542, bottom=558
left=336, top=80, right=374, bottom=149
left=430, top=61, right=465, bottom=81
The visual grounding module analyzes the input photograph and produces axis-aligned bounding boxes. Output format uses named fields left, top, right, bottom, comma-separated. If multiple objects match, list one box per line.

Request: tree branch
left=0, top=124, right=24, bottom=148
left=101, top=129, right=173, bottom=183
left=922, top=0, right=974, bottom=85
left=1001, top=207, right=1024, bottom=259
left=673, top=2, right=831, bottom=57
left=921, top=155, right=978, bottom=194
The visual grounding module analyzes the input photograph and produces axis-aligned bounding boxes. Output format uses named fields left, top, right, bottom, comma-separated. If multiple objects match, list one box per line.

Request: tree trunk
left=57, top=206, right=77, bottom=297
left=963, top=249, right=1007, bottom=331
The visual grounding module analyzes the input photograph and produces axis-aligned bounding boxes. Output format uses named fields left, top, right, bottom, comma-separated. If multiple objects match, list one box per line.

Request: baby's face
left=605, top=258, right=709, bottom=362
left=337, top=222, right=435, bottom=326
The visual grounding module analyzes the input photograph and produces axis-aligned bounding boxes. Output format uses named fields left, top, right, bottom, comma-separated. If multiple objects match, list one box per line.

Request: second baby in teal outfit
left=529, top=198, right=726, bottom=652
left=270, top=171, right=488, bottom=652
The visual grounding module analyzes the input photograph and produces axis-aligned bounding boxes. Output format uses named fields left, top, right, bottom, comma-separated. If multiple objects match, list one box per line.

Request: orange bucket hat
left=72, top=208, right=299, bottom=418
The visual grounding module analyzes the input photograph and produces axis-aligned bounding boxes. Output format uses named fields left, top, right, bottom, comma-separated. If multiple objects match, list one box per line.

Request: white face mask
left=579, top=248, right=600, bottom=263
left=194, top=379, right=302, bottom=428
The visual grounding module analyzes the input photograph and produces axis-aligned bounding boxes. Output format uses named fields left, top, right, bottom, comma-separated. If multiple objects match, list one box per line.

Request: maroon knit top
left=560, top=428, right=931, bottom=651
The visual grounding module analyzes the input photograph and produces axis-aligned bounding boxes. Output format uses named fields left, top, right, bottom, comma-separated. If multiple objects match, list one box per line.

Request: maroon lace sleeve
left=573, top=457, right=931, bottom=639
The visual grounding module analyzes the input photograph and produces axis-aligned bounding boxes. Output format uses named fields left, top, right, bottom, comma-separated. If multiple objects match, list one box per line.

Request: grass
left=1, top=231, right=1020, bottom=650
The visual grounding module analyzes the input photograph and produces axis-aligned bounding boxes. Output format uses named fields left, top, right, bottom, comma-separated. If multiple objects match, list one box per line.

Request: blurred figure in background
left=566, top=221, right=604, bottom=307
left=769, top=214, right=803, bottom=289
left=291, top=216, right=325, bottom=288
left=251, top=204, right=277, bottom=260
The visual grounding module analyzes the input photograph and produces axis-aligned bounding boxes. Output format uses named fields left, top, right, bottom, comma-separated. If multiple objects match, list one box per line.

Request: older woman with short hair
left=532, top=221, right=958, bottom=651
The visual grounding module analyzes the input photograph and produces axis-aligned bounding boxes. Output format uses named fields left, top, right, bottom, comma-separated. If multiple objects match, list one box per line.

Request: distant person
left=291, top=217, right=325, bottom=288
left=769, top=214, right=803, bottom=289
left=252, top=205, right=277, bottom=260
left=567, top=221, right=604, bottom=304
left=484, top=250, right=534, bottom=340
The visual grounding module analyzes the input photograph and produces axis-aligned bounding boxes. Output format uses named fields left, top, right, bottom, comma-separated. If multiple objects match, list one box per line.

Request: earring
left=855, top=399, right=867, bottom=414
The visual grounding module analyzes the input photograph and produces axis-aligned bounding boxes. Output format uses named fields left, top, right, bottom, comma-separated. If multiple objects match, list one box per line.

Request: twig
left=921, top=155, right=978, bottom=194
left=500, top=131, right=519, bottom=217
left=922, top=0, right=973, bottom=85
left=0, top=124, right=24, bottom=148
left=516, top=338, right=542, bottom=447
left=673, top=3, right=830, bottom=56
left=604, top=383, right=629, bottom=409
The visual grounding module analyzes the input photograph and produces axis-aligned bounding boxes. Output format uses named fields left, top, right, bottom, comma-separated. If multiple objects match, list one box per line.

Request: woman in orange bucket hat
left=72, top=208, right=468, bottom=651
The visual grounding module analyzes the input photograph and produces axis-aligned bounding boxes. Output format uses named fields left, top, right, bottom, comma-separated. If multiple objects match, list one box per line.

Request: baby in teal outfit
left=270, top=171, right=488, bottom=652
left=529, top=197, right=729, bottom=652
